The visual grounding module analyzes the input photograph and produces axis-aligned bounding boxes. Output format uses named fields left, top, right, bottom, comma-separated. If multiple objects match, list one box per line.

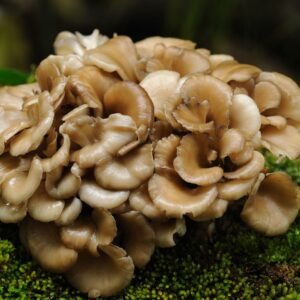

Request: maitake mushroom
left=0, top=29, right=299, bottom=298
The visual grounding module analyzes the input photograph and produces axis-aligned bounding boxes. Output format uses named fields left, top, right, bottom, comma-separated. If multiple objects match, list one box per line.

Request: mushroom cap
left=84, top=35, right=138, bottom=81
left=103, top=81, right=154, bottom=143
left=261, top=125, right=300, bottom=159
left=95, top=143, right=154, bottom=190
left=209, top=54, right=235, bottom=69
left=0, top=200, right=27, bottom=223
left=117, top=211, right=155, bottom=268
left=129, top=183, right=165, bottom=219
left=60, top=218, right=94, bottom=251
left=180, top=74, right=232, bottom=135
left=150, top=120, right=174, bottom=145
left=224, top=151, right=265, bottom=180
left=173, top=134, right=223, bottom=186
left=219, top=128, right=245, bottom=159
left=66, top=245, right=134, bottom=298
left=1, top=157, right=43, bottom=206
left=241, top=172, right=300, bottom=236
left=148, top=172, right=218, bottom=218
left=230, top=94, right=261, bottom=139
left=55, top=197, right=82, bottom=226
left=151, top=218, right=186, bottom=248
left=261, top=115, right=287, bottom=129
left=28, top=184, right=64, bottom=222
left=92, top=208, right=117, bottom=246
left=229, top=141, right=254, bottom=166
left=135, top=36, right=196, bottom=58
left=79, top=180, right=129, bottom=209
left=21, top=218, right=78, bottom=273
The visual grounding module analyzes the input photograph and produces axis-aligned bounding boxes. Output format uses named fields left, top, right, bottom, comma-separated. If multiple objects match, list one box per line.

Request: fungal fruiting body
left=0, top=29, right=300, bottom=298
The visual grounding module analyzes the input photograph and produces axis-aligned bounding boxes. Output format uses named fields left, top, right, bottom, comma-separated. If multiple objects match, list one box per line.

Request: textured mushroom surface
left=0, top=29, right=299, bottom=298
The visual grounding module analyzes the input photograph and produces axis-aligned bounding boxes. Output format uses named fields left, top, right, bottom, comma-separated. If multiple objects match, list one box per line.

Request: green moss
left=0, top=150, right=300, bottom=299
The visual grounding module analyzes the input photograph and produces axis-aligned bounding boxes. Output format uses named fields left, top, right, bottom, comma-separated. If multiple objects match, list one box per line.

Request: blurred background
left=0, top=0, right=299, bottom=81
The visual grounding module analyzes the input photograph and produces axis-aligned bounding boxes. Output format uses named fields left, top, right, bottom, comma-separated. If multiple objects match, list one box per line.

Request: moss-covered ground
left=1, top=151, right=300, bottom=300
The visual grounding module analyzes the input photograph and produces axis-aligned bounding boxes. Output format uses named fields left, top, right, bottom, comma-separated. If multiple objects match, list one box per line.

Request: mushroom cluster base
left=0, top=29, right=300, bottom=298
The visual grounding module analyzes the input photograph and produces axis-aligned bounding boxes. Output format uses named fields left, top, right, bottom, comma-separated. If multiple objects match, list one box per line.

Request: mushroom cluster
left=0, top=29, right=300, bottom=297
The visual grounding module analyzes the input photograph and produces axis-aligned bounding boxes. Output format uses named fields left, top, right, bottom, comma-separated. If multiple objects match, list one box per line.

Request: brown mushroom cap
left=66, top=245, right=134, bottom=298
left=84, top=35, right=138, bottom=81
left=117, top=211, right=155, bottom=268
left=151, top=218, right=186, bottom=248
left=219, top=128, right=245, bottom=159
left=94, top=143, right=154, bottom=190
left=174, top=134, right=223, bottom=186
left=79, top=180, right=129, bottom=209
left=103, top=81, right=154, bottom=143
left=21, top=218, right=78, bottom=273
left=55, top=197, right=82, bottom=226
left=148, top=172, right=218, bottom=218
left=0, top=200, right=27, bottom=223
left=241, top=172, right=300, bottom=236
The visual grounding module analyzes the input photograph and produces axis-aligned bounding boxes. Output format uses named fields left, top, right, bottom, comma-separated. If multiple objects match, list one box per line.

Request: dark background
left=0, top=0, right=299, bottom=82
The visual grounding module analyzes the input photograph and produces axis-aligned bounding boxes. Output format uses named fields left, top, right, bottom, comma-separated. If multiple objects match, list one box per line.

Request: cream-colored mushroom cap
left=117, top=211, right=155, bottom=268
left=151, top=218, right=186, bottom=248
left=180, top=74, right=232, bottom=135
left=103, top=81, right=154, bottom=143
left=21, top=219, right=78, bottom=272
left=148, top=173, right=218, bottom=218
left=219, top=128, right=245, bottom=159
left=94, top=143, right=154, bottom=190
left=0, top=200, right=27, bottom=223
left=1, top=157, right=43, bottom=206
left=129, top=183, right=165, bottom=219
left=230, top=94, right=261, bottom=139
left=135, top=36, right=196, bottom=58
left=55, top=197, right=82, bottom=226
left=60, top=218, right=94, bottom=251
left=66, top=245, right=134, bottom=298
left=28, top=185, right=64, bottom=222
left=174, top=134, right=223, bottom=186
left=261, top=125, right=300, bottom=159
left=84, top=35, right=138, bottom=81
left=140, top=70, right=181, bottom=121
left=241, top=172, right=300, bottom=236
left=209, top=54, right=235, bottom=69
left=79, top=180, right=129, bottom=209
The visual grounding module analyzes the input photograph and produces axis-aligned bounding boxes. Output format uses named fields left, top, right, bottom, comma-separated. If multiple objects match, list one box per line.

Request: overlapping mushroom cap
left=0, top=29, right=299, bottom=298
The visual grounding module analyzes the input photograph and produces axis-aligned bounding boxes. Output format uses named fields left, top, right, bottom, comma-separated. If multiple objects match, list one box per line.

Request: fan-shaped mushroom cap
left=148, top=173, right=218, bottom=218
left=140, top=70, right=181, bottom=121
left=71, top=114, right=138, bottom=168
left=219, top=128, right=245, bottom=159
left=54, top=29, right=108, bottom=56
left=129, top=183, right=165, bottom=219
left=55, top=197, right=82, bottom=226
left=103, top=81, right=154, bottom=143
left=95, top=143, right=154, bottom=190
left=28, top=185, right=64, bottom=222
left=224, top=151, right=264, bottom=179
left=135, top=36, right=196, bottom=58
left=79, top=180, right=129, bottom=209
left=151, top=218, right=186, bottom=248
left=174, top=134, right=223, bottom=186
left=209, top=54, right=235, bottom=69
left=117, top=211, right=155, bottom=268
left=150, top=120, right=173, bottom=145
left=180, top=74, right=232, bottom=135
left=21, top=219, right=78, bottom=272
left=241, top=172, right=300, bottom=236
left=261, top=115, right=287, bottom=130
left=189, top=198, right=228, bottom=221
left=154, top=134, right=180, bottom=172
left=261, top=125, right=300, bottom=159
left=1, top=157, right=43, bottom=206
left=9, top=92, right=55, bottom=156
left=252, top=81, right=281, bottom=112
left=0, top=200, right=27, bottom=223
left=218, top=177, right=257, bottom=201
left=84, top=35, right=138, bottom=81
left=229, top=141, right=254, bottom=165
left=66, top=66, right=118, bottom=114
left=256, top=72, right=300, bottom=121
left=212, top=62, right=261, bottom=83
left=230, top=94, right=261, bottom=139
left=60, top=218, right=95, bottom=251
left=41, top=133, right=70, bottom=172
left=66, top=244, right=134, bottom=298
left=45, top=164, right=81, bottom=199
left=92, top=208, right=117, bottom=245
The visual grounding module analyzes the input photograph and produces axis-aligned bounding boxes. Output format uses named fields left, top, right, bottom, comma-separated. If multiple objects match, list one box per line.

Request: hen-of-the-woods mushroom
left=0, top=28, right=299, bottom=298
